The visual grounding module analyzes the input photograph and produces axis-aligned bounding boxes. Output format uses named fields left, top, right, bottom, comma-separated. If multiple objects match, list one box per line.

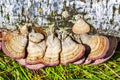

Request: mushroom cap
left=81, top=35, right=109, bottom=60
left=29, top=32, right=44, bottom=43
left=43, top=34, right=61, bottom=66
left=2, top=31, right=27, bottom=59
left=60, top=36, right=85, bottom=65
left=20, top=24, right=28, bottom=34
left=33, top=27, right=47, bottom=39
left=72, top=19, right=90, bottom=34
left=92, top=37, right=117, bottom=65
left=88, top=36, right=109, bottom=60
left=26, top=41, right=46, bottom=64
left=26, top=27, right=47, bottom=64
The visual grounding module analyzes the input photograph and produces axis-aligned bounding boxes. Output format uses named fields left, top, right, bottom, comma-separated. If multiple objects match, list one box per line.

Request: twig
left=104, top=63, right=120, bottom=78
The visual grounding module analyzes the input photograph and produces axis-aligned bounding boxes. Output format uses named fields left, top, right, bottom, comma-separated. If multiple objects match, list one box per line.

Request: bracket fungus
left=80, top=34, right=109, bottom=60
left=72, top=18, right=90, bottom=34
left=92, top=37, right=118, bottom=65
left=43, top=34, right=61, bottom=66
left=26, top=40, right=46, bottom=64
left=71, top=16, right=114, bottom=65
left=0, top=0, right=119, bottom=70
left=60, top=36, right=85, bottom=65
left=2, top=30, right=27, bottom=59
left=0, top=21, right=118, bottom=70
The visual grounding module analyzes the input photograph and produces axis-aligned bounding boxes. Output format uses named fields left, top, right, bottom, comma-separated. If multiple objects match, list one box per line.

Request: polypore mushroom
left=73, top=57, right=85, bottom=64
left=2, top=30, right=27, bottom=59
left=43, top=34, right=61, bottom=66
left=26, top=26, right=46, bottom=64
left=16, top=59, right=45, bottom=70
left=80, top=34, right=109, bottom=60
left=72, top=18, right=90, bottom=34
left=92, top=37, right=117, bottom=65
left=29, top=32, right=44, bottom=43
left=60, top=36, right=85, bottom=65
left=26, top=40, right=46, bottom=64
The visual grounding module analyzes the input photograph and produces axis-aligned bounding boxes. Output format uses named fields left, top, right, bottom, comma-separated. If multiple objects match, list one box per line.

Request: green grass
left=0, top=48, right=120, bottom=80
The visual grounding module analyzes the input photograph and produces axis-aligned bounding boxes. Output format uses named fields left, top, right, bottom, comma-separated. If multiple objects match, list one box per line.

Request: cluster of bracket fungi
left=0, top=18, right=118, bottom=70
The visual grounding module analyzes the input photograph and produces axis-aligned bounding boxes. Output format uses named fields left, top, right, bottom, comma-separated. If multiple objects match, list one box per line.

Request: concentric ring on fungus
left=2, top=30, right=28, bottom=59
left=26, top=40, right=46, bottom=64
left=88, top=35, right=109, bottom=60
left=25, top=26, right=46, bottom=65
left=80, top=34, right=109, bottom=60
left=71, top=17, right=111, bottom=64
left=0, top=22, right=118, bottom=70
left=60, top=36, right=85, bottom=65
left=26, top=27, right=46, bottom=64
left=92, top=37, right=118, bottom=65
left=42, top=34, right=61, bottom=66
